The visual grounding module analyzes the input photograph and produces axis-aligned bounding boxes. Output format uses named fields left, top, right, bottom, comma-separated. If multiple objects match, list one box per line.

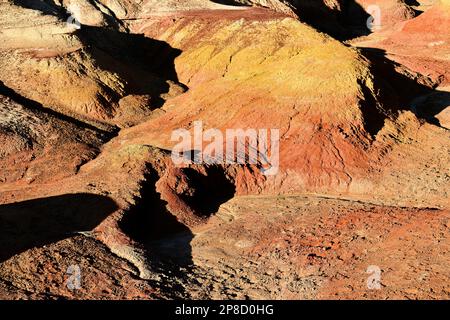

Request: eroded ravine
left=0, top=0, right=448, bottom=299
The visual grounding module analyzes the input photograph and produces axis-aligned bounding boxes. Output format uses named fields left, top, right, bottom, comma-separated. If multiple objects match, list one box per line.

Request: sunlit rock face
left=0, top=0, right=448, bottom=300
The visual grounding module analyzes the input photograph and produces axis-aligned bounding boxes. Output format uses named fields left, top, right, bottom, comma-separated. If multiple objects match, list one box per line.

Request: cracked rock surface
left=0, top=0, right=448, bottom=299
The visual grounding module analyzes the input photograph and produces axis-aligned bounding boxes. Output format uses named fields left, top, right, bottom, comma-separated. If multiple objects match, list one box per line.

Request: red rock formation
left=0, top=0, right=448, bottom=300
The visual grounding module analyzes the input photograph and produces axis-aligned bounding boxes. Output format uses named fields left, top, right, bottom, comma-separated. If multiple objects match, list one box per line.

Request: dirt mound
left=0, top=1, right=448, bottom=300
left=399, top=0, right=450, bottom=38
left=352, top=0, right=450, bottom=85
left=0, top=1, right=185, bottom=124
left=127, top=12, right=447, bottom=207
left=0, top=90, right=109, bottom=184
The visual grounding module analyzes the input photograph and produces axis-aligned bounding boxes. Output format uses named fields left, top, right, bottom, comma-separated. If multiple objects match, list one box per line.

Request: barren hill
left=0, top=0, right=448, bottom=299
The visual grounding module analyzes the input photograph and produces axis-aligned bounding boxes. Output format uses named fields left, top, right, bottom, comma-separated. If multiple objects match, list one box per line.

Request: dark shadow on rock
left=76, top=25, right=183, bottom=82
left=120, top=167, right=191, bottom=244
left=0, top=193, right=117, bottom=262
left=358, top=47, right=449, bottom=135
left=12, top=0, right=67, bottom=17
left=403, top=0, right=423, bottom=16
left=404, top=0, right=420, bottom=6
left=13, top=0, right=126, bottom=30
left=411, top=91, right=450, bottom=129
left=12, top=1, right=187, bottom=110
left=357, top=77, right=387, bottom=138
left=180, top=165, right=236, bottom=217
left=0, top=80, right=117, bottom=137
left=119, top=164, right=235, bottom=298
left=75, top=25, right=187, bottom=109
left=292, top=0, right=372, bottom=40
left=212, top=0, right=372, bottom=40
left=119, top=166, right=194, bottom=296
left=211, top=0, right=249, bottom=6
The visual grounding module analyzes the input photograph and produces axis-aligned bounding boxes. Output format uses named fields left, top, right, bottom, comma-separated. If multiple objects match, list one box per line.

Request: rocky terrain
left=0, top=0, right=448, bottom=299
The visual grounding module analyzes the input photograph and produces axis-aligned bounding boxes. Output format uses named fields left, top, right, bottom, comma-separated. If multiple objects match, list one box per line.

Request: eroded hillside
left=0, top=0, right=448, bottom=299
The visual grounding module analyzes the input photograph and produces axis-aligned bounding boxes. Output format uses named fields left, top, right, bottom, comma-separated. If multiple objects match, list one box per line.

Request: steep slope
left=125, top=10, right=448, bottom=207
left=0, top=1, right=185, bottom=126
left=351, top=0, right=450, bottom=128
left=353, top=0, right=450, bottom=85
left=0, top=1, right=448, bottom=300
left=218, top=0, right=413, bottom=38
left=0, top=91, right=108, bottom=184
